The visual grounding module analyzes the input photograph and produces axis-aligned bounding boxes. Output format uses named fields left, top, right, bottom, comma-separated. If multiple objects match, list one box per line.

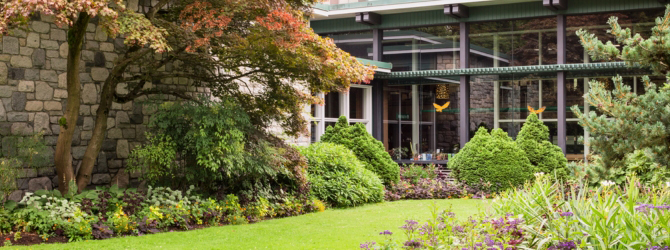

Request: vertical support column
left=583, top=50, right=590, bottom=162
left=371, top=28, right=384, bottom=141
left=557, top=15, right=567, bottom=154
left=459, top=22, right=470, bottom=149
left=493, top=35, right=500, bottom=129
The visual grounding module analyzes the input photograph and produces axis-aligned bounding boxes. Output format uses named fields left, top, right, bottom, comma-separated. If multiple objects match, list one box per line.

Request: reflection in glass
left=324, top=93, right=340, bottom=118
left=566, top=9, right=663, bottom=64
left=323, top=31, right=373, bottom=60
left=382, top=25, right=460, bottom=72
left=383, top=83, right=460, bottom=158
left=349, top=87, right=365, bottom=119
left=469, top=17, right=557, bottom=68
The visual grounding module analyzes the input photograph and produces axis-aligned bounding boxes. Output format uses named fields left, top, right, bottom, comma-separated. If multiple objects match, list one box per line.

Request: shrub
left=448, top=127, right=534, bottom=192
left=320, top=116, right=400, bottom=185
left=516, top=113, right=568, bottom=179
left=128, top=99, right=308, bottom=199
left=298, top=142, right=384, bottom=207
left=568, top=151, right=670, bottom=186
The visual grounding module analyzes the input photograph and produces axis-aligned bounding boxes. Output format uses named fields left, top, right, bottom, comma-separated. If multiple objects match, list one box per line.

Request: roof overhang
left=311, top=0, right=537, bottom=20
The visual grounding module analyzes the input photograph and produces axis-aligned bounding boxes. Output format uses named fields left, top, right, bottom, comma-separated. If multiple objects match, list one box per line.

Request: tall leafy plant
left=128, top=99, right=307, bottom=198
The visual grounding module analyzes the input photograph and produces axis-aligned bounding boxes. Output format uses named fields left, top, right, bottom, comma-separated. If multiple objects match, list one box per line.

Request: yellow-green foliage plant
left=448, top=128, right=535, bottom=192
left=516, top=113, right=568, bottom=179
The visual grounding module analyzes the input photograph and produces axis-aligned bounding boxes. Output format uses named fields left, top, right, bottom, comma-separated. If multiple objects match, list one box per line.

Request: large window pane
left=566, top=9, right=663, bottom=64
left=323, top=31, right=373, bottom=60
left=324, top=92, right=340, bottom=118
left=469, top=17, right=557, bottom=68
left=470, top=76, right=496, bottom=138
left=383, top=25, right=460, bottom=72
left=349, top=87, right=365, bottom=119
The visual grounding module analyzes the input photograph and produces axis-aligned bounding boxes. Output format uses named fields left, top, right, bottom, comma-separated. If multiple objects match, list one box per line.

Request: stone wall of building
left=0, top=13, right=207, bottom=201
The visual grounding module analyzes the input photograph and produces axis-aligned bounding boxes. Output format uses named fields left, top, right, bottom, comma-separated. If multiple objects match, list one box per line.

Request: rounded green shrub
left=448, top=127, right=534, bottom=192
left=320, top=116, right=400, bottom=185
left=516, top=113, right=568, bottom=179
left=298, top=142, right=384, bottom=207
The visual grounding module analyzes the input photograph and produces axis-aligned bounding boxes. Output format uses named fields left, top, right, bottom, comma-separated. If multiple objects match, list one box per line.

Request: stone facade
left=0, top=13, right=207, bottom=201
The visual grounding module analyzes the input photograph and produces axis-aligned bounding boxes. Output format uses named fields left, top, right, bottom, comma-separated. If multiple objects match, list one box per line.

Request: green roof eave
left=356, top=58, right=393, bottom=71
left=377, top=62, right=635, bottom=79
left=313, top=0, right=440, bottom=11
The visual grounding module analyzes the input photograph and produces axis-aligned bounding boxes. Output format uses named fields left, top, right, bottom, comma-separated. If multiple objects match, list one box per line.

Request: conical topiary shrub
left=516, top=113, right=568, bottom=179
left=448, top=127, right=534, bottom=192
left=320, top=116, right=400, bottom=185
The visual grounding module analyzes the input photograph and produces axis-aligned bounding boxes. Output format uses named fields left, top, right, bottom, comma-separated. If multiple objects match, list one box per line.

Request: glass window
left=383, top=25, right=460, bottom=72
left=469, top=17, right=557, bottom=68
left=470, top=76, right=496, bottom=137
left=349, top=87, right=365, bottom=119
left=566, top=9, right=664, bottom=64
left=324, top=92, right=340, bottom=118
left=323, top=31, right=373, bottom=60
left=383, top=83, right=460, bottom=158
left=310, top=86, right=372, bottom=142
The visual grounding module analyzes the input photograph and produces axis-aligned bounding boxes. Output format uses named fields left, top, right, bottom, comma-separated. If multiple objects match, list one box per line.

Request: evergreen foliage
left=574, top=6, right=670, bottom=173
left=297, top=143, right=384, bottom=207
left=128, top=99, right=309, bottom=199
left=448, top=128, right=535, bottom=192
left=516, top=113, right=568, bottom=179
left=320, top=116, right=400, bottom=185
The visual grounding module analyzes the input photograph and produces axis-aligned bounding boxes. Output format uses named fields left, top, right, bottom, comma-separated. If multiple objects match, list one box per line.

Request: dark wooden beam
left=557, top=14, right=567, bottom=154
left=459, top=22, right=470, bottom=149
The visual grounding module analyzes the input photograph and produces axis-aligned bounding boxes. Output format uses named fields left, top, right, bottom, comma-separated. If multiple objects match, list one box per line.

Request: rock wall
left=0, top=14, right=207, bottom=201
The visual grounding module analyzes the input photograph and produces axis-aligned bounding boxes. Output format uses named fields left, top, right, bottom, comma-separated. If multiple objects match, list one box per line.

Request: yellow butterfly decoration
left=434, top=102, right=450, bottom=112
left=527, top=105, right=546, bottom=114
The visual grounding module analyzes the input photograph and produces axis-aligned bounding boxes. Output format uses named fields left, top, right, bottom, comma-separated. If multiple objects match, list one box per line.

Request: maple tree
left=1, top=0, right=374, bottom=193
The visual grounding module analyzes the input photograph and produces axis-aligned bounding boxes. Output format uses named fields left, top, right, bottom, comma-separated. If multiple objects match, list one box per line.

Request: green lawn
left=19, top=199, right=487, bottom=250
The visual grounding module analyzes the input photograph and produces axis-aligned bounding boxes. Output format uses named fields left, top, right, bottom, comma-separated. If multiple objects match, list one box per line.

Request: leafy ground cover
left=11, top=199, right=485, bottom=250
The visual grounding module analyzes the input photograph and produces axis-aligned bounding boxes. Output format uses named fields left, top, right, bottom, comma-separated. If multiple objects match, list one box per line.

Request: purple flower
left=560, top=212, right=574, bottom=217
left=359, top=241, right=376, bottom=249
left=548, top=241, right=577, bottom=250
left=404, top=239, right=422, bottom=248
left=452, top=225, right=464, bottom=233
left=379, top=230, right=393, bottom=235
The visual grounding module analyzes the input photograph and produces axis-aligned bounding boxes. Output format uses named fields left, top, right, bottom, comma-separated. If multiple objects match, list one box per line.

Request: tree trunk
left=75, top=66, right=128, bottom=191
left=55, top=13, right=90, bottom=194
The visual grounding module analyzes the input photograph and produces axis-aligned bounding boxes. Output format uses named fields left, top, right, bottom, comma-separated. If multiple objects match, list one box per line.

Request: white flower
left=666, top=182, right=670, bottom=188
left=534, top=172, right=545, bottom=178
left=600, top=180, right=616, bottom=187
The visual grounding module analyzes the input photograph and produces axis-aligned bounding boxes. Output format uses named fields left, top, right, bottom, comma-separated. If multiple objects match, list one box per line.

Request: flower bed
left=362, top=176, right=670, bottom=249
left=385, top=164, right=490, bottom=201
left=0, top=186, right=325, bottom=246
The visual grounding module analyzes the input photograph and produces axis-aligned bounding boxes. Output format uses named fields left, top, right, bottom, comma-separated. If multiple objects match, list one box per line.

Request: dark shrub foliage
left=320, top=116, right=400, bottom=185
left=128, top=99, right=308, bottom=199
left=298, top=142, right=384, bottom=207
left=448, top=128, right=534, bottom=192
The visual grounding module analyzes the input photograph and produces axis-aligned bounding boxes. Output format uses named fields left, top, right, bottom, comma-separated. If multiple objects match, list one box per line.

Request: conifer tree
left=320, top=116, right=400, bottom=185
left=516, top=114, right=567, bottom=178
left=574, top=6, right=670, bottom=169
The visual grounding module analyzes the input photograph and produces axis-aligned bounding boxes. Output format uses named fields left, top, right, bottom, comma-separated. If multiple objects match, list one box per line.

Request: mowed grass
left=18, top=199, right=488, bottom=250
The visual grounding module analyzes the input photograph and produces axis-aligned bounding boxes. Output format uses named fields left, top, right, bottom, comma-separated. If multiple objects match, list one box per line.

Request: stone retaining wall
left=0, top=13, right=207, bottom=201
